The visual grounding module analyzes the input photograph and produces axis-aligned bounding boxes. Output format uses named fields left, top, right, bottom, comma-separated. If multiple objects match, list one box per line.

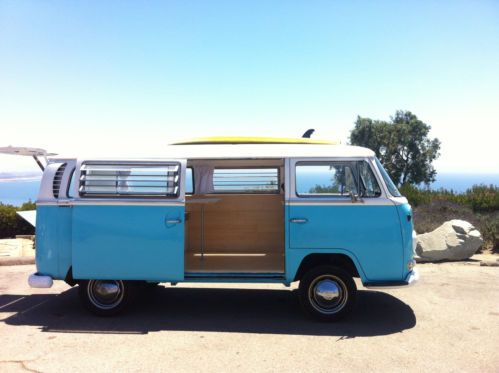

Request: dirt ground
left=0, top=261, right=498, bottom=373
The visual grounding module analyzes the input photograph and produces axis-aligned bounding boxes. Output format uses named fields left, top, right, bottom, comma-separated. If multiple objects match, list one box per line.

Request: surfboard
left=171, top=136, right=338, bottom=145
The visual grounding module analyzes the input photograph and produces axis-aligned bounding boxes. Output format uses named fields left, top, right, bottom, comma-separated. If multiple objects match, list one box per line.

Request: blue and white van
left=2, top=138, right=418, bottom=321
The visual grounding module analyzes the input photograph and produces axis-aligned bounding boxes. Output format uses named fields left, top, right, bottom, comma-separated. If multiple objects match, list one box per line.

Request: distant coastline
left=0, top=176, right=42, bottom=183
left=423, top=173, right=499, bottom=192
left=0, top=171, right=42, bottom=183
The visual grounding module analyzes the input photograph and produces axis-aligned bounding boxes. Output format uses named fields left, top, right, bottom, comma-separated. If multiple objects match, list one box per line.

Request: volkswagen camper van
left=2, top=138, right=418, bottom=321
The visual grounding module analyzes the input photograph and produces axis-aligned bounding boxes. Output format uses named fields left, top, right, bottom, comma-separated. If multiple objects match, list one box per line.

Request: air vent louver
left=53, top=163, right=67, bottom=198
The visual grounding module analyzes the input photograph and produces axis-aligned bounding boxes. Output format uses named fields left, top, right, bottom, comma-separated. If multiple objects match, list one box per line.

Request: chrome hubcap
left=315, top=279, right=340, bottom=301
left=88, top=280, right=124, bottom=310
left=309, top=275, right=348, bottom=314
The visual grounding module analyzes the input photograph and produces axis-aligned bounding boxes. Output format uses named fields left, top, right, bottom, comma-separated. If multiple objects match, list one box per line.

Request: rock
left=415, top=220, right=483, bottom=262
left=480, top=259, right=499, bottom=267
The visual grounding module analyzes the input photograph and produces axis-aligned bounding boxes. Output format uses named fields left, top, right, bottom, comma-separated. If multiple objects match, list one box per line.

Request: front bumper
left=28, top=273, right=53, bottom=288
left=405, top=267, right=420, bottom=286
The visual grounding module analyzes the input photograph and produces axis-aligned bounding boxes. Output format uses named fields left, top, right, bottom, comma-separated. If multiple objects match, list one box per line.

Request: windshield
left=374, top=158, right=401, bottom=197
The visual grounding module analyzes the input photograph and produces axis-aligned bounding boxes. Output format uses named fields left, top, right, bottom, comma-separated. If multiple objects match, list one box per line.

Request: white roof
left=163, top=144, right=375, bottom=159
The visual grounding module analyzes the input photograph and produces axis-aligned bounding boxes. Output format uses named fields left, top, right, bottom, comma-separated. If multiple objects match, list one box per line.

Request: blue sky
left=1, top=0, right=498, bottom=173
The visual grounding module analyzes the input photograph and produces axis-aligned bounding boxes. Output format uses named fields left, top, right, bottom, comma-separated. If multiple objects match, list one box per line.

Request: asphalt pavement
left=0, top=261, right=498, bottom=373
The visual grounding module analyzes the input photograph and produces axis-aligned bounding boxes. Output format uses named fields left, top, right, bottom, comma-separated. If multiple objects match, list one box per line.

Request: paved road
left=0, top=262, right=498, bottom=373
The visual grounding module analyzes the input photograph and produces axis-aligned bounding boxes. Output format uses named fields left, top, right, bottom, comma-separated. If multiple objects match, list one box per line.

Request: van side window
left=358, top=162, right=382, bottom=197
left=79, top=163, right=180, bottom=198
left=296, top=163, right=358, bottom=197
left=213, top=168, right=279, bottom=193
left=375, top=158, right=401, bottom=197
left=67, top=168, right=76, bottom=198
left=186, top=167, right=194, bottom=195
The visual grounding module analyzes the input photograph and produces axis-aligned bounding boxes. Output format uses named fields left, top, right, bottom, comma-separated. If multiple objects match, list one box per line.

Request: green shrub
left=465, top=184, right=499, bottom=212
left=0, top=201, right=36, bottom=238
left=479, top=215, right=498, bottom=252
left=399, top=184, right=431, bottom=206
left=400, top=183, right=498, bottom=213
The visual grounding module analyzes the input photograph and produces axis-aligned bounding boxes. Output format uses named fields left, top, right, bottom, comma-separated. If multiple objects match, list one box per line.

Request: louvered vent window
left=213, top=168, right=279, bottom=193
left=53, top=163, right=67, bottom=198
left=79, top=163, right=180, bottom=198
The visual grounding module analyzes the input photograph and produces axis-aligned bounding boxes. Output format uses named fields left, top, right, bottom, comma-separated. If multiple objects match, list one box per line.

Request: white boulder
left=415, top=220, right=483, bottom=262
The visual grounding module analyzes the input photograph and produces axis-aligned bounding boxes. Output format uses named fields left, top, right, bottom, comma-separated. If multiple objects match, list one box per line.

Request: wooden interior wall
left=185, top=194, right=284, bottom=272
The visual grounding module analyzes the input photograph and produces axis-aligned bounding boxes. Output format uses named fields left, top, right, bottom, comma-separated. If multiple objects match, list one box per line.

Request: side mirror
left=349, top=191, right=362, bottom=203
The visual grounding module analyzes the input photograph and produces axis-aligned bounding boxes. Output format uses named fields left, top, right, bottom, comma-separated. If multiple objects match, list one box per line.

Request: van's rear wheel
left=299, top=265, right=356, bottom=321
left=78, top=280, right=130, bottom=316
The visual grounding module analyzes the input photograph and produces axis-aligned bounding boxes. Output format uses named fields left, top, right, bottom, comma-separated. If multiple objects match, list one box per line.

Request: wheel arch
left=293, top=253, right=362, bottom=282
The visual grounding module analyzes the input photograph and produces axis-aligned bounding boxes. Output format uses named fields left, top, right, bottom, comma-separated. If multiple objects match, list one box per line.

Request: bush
left=480, top=216, right=498, bottom=252
left=465, top=184, right=499, bottom=212
left=400, top=183, right=498, bottom=213
left=0, top=201, right=36, bottom=238
left=399, top=184, right=431, bottom=206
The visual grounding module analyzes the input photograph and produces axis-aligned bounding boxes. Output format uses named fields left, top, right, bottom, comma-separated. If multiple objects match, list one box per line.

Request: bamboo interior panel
left=185, top=194, right=284, bottom=272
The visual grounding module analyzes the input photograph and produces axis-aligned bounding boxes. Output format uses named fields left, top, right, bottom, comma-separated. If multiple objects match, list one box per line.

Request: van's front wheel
left=78, top=280, right=130, bottom=316
left=299, top=265, right=356, bottom=321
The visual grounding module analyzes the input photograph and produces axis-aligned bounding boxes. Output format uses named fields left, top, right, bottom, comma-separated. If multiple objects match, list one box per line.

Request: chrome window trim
left=79, top=162, right=181, bottom=198
left=294, top=160, right=359, bottom=199
left=211, top=166, right=280, bottom=194
left=289, top=157, right=389, bottom=202
left=73, top=159, right=187, bottom=203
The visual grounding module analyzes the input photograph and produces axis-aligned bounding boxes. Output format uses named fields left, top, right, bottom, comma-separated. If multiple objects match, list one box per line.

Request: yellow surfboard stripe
left=171, top=136, right=338, bottom=145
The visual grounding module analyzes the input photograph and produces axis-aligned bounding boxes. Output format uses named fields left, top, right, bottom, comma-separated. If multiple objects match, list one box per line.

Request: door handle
left=165, top=218, right=182, bottom=224
left=290, top=218, right=308, bottom=224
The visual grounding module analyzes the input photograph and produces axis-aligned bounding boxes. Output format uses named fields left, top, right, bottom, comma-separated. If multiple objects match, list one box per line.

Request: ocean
left=0, top=179, right=41, bottom=206
left=0, top=173, right=498, bottom=206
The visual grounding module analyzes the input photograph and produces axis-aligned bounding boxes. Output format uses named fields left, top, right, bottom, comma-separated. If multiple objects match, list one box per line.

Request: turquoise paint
left=36, top=200, right=408, bottom=286
left=395, top=203, right=415, bottom=278
left=35, top=205, right=72, bottom=279
left=285, top=247, right=367, bottom=283
left=287, top=204, right=403, bottom=282
left=72, top=205, right=185, bottom=281
left=284, top=202, right=290, bottom=278
left=57, top=207, right=73, bottom=279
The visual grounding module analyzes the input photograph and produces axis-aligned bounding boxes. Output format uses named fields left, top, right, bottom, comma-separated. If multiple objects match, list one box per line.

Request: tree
left=350, top=110, right=441, bottom=186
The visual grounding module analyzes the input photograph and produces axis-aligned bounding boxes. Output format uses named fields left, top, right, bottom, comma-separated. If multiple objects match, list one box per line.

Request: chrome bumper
left=405, top=267, right=420, bottom=286
left=28, top=273, right=53, bottom=288
left=364, top=267, right=420, bottom=289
